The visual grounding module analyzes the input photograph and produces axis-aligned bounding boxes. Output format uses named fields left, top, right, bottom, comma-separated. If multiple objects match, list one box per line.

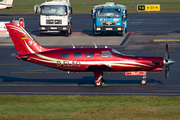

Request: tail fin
left=5, top=23, right=51, bottom=55
left=0, top=0, right=13, bottom=5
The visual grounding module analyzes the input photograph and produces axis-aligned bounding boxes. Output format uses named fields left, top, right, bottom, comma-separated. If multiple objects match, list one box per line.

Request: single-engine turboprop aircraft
left=5, top=22, right=175, bottom=87
left=0, top=0, right=13, bottom=10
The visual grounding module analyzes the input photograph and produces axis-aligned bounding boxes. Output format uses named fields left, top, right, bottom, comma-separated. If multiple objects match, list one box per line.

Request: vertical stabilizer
left=5, top=23, right=52, bottom=55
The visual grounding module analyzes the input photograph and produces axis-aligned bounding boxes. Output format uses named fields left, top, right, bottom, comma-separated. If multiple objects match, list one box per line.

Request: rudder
left=5, top=23, right=49, bottom=55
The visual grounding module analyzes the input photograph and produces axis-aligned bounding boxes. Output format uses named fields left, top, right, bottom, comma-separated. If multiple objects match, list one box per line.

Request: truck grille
left=46, top=20, right=62, bottom=24
left=102, top=22, right=116, bottom=26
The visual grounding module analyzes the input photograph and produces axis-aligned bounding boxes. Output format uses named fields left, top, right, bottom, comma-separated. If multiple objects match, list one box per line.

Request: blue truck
left=91, top=2, right=127, bottom=36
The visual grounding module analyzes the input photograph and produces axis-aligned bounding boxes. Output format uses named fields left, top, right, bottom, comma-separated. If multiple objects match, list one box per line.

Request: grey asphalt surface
left=0, top=13, right=180, bottom=96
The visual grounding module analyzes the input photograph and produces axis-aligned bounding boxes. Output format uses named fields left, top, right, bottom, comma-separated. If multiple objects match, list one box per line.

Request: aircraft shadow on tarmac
left=0, top=75, right=163, bottom=85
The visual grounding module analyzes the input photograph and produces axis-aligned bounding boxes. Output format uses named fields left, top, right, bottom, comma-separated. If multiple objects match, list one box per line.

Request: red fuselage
left=19, top=47, right=164, bottom=72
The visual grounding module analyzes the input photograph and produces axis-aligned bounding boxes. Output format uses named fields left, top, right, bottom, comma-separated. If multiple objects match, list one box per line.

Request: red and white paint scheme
left=5, top=23, right=175, bottom=87
left=0, top=0, right=13, bottom=10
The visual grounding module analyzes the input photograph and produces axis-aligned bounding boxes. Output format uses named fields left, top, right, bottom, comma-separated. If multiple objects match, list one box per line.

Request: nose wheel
left=140, top=76, right=147, bottom=85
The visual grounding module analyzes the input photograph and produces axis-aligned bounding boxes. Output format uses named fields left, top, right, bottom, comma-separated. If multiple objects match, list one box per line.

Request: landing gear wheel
left=102, top=78, right=104, bottom=85
left=140, top=79, right=147, bottom=85
left=95, top=78, right=102, bottom=87
left=65, top=32, right=69, bottom=37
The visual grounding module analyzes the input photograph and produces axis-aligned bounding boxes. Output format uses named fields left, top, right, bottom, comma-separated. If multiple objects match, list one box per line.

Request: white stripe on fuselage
left=31, top=57, right=152, bottom=68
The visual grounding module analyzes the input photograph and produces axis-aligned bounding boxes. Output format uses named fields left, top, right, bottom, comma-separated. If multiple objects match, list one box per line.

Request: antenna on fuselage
left=70, top=41, right=75, bottom=48
left=92, top=41, right=97, bottom=48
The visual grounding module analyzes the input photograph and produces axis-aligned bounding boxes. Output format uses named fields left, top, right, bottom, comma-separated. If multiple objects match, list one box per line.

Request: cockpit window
left=111, top=49, right=122, bottom=56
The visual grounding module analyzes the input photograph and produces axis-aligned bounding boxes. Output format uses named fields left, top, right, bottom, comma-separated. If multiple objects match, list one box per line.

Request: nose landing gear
left=140, top=75, right=147, bottom=85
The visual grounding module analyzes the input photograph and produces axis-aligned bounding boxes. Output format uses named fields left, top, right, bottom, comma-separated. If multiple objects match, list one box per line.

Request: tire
left=140, top=79, right=147, bottom=85
left=119, top=33, right=123, bottom=36
left=125, top=28, right=127, bottom=33
left=40, top=33, right=44, bottom=37
left=95, top=78, right=102, bottom=87
left=93, top=23, right=98, bottom=36
left=69, top=28, right=72, bottom=35
left=65, top=32, right=69, bottom=37
left=69, top=25, right=72, bottom=35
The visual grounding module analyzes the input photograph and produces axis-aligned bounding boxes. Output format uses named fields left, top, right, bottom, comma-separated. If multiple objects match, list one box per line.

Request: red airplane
left=6, top=22, right=175, bottom=87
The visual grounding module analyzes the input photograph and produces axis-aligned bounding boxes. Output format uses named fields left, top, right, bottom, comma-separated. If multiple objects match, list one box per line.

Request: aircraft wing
left=85, top=65, right=111, bottom=71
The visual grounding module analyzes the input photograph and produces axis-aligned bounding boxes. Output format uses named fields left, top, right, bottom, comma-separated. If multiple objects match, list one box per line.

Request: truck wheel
left=94, top=30, right=98, bottom=36
left=69, top=27, right=72, bottom=35
left=65, top=32, right=69, bottom=37
left=119, top=33, right=123, bottom=36
left=125, top=28, right=127, bottom=33
left=40, top=33, right=44, bottom=37
left=69, top=22, right=72, bottom=35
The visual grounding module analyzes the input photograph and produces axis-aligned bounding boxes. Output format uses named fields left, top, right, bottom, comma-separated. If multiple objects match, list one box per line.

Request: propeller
left=165, top=44, right=169, bottom=62
left=163, top=44, right=175, bottom=79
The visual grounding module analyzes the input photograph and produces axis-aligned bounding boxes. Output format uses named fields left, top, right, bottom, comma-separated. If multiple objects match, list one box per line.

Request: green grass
left=0, top=95, right=180, bottom=119
left=0, top=0, right=180, bottom=14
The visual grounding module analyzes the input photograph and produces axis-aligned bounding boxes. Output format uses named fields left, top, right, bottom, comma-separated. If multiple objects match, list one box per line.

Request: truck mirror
left=91, top=14, right=93, bottom=18
left=35, top=7, right=38, bottom=14
left=91, top=10, right=93, bottom=15
left=125, top=10, right=127, bottom=18
left=71, top=7, right=73, bottom=14
left=34, top=5, right=40, bottom=14
left=91, top=10, right=95, bottom=18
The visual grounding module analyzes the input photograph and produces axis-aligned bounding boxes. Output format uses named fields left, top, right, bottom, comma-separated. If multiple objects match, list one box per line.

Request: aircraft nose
left=163, top=58, right=175, bottom=66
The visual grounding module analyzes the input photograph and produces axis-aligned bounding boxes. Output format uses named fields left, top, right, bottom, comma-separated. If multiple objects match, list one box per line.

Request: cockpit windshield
left=97, top=8, right=121, bottom=18
left=41, top=5, right=67, bottom=15
left=111, top=49, right=122, bottom=56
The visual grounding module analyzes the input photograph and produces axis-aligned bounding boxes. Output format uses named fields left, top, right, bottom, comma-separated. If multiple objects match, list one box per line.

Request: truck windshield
left=41, top=5, right=67, bottom=15
left=97, top=8, right=120, bottom=18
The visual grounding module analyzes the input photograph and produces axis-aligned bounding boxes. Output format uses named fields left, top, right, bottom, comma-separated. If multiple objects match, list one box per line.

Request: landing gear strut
left=93, top=70, right=104, bottom=87
left=140, top=75, right=147, bottom=85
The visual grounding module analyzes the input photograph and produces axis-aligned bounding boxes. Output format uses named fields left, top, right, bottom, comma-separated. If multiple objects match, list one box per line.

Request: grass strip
left=0, top=95, right=180, bottom=119
left=0, top=0, right=180, bottom=14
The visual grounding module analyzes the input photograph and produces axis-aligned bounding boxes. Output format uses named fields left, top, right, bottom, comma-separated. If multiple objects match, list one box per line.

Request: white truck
left=34, top=0, right=72, bottom=36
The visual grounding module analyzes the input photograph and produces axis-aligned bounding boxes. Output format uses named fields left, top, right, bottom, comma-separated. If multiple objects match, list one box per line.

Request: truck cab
left=91, top=2, right=127, bottom=36
left=34, top=0, right=72, bottom=37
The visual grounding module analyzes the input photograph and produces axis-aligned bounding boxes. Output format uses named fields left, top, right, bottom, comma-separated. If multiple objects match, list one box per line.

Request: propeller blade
left=165, top=44, right=169, bottom=61
left=165, top=65, right=169, bottom=79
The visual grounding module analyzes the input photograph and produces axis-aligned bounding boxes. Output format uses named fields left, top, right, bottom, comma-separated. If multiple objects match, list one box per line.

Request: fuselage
left=19, top=47, right=164, bottom=72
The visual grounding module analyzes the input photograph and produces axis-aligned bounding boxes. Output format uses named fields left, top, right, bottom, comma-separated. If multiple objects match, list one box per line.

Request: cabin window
left=62, top=53, right=69, bottom=58
left=74, top=52, right=81, bottom=57
left=86, top=52, right=94, bottom=57
left=101, top=51, right=112, bottom=57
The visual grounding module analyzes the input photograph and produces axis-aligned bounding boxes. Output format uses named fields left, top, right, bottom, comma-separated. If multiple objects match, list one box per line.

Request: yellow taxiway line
left=154, top=39, right=180, bottom=42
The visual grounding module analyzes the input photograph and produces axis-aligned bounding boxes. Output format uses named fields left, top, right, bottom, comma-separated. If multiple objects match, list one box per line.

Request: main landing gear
left=140, top=75, right=147, bottom=85
left=93, top=71, right=147, bottom=87
left=93, top=70, right=104, bottom=87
